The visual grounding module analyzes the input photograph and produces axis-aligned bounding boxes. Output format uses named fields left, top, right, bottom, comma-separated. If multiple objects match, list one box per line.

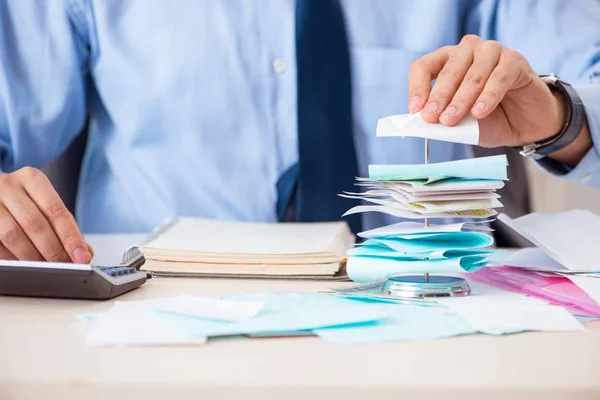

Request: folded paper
left=499, top=210, right=600, bottom=273
left=376, top=111, right=479, bottom=145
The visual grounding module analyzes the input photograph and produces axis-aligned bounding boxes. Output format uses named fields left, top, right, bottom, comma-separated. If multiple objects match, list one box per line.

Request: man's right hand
left=0, top=167, right=93, bottom=263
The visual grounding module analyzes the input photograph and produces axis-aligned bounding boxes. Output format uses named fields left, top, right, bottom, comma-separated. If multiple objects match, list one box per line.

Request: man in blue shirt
left=0, top=0, right=599, bottom=264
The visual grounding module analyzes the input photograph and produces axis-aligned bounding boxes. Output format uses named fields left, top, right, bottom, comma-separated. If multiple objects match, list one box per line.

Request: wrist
left=545, top=86, right=591, bottom=166
left=519, top=74, right=588, bottom=166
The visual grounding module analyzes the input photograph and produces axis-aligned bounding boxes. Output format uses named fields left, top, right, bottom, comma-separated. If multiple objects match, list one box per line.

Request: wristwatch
left=519, top=74, right=585, bottom=161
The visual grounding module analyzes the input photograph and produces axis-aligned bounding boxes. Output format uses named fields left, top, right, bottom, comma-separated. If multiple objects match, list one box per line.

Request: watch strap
left=521, top=78, right=585, bottom=160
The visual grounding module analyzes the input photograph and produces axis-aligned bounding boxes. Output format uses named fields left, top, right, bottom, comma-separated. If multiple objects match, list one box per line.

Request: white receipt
left=83, top=309, right=208, bottom=347
left=437, top=296, right=584, bottom=335
left=376, top=111, right=479, bottom=145
left=561, top=274, right=600, bottom=306
left=498, top=210, right=600, bottom=272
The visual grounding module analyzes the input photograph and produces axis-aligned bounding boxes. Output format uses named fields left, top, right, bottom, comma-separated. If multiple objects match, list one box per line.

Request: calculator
left=0, top=260, right=149, bottom=300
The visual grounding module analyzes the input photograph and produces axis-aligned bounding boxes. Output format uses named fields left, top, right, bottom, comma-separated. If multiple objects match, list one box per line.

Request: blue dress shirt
left=1, top=0, right=600, bottom=233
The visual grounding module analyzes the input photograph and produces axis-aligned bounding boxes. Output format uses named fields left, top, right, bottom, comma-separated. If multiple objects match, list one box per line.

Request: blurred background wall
left=526, top=160, right=600, bottom=215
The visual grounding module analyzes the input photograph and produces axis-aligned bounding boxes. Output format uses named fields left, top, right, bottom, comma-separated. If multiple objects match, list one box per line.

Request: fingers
left=0, top=204, right=44, bottom=261
left=87, top=243, right=95, bottom=260
left=3, top=184, right=72, bottom=262
left=18, top=168, right=91, bottom=264
left=408, top=35, right=534, bottom=127
left=471, top=50, right=533, bottom=120
left=420, top=42, right=477, bottom=123
left=0, top=242, right=16, bottom=260
left=407, top=47, right=450, bottom=113
left=438, top=40, right=502, bottom=126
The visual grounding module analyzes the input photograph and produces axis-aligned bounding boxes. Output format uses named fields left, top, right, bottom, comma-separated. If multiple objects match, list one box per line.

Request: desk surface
left=1, top=235, right=600, bottom=400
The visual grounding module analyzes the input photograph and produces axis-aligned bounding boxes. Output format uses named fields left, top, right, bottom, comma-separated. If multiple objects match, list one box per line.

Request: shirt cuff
left=535, top=83, right=600, bottom=188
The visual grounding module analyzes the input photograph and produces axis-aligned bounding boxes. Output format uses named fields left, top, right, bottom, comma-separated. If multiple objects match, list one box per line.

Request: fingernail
left=442, top=106, right=457, bottom=116
left=409, top=96, right=421, bottom=110
left=472, top=101, right=486, bottom=111
left=423, top=102, right=438, bottom=114
left=73, top=247, right=91, bottom=264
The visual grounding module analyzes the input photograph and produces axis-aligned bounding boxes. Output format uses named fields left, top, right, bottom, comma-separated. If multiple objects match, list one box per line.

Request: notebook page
left=142, top=218, right=352, bottom=256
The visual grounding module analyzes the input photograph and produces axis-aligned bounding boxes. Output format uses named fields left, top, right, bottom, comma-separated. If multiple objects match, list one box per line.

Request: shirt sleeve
left=0, top=0, right=90, bottom=173
left=465, top=0, right=600, bottom=189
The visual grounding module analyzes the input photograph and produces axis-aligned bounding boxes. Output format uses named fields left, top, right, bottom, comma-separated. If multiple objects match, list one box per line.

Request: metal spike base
left=381, top=275, right=471, bottom=298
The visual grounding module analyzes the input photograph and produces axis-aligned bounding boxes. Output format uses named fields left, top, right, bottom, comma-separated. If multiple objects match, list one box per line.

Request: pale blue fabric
left=1, top=0, right=600, bottom=233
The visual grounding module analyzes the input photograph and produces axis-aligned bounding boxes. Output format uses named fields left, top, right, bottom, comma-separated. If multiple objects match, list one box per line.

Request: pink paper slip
left=470, top=267, right=600, bottom=317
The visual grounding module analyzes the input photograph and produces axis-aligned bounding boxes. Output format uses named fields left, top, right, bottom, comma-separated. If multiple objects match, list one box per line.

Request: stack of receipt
left=341, top=155, right=508, bottom=219
left=341, top=155, right=509, bottom=283
left=346, top=221, right=500, bottom=282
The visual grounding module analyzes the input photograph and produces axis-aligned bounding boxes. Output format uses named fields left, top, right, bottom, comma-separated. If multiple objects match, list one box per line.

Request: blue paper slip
left=313, top=303, right=476, bottom=345
left=368, top=155, right=508, bottom=181
left=351, top=232, right=494, bottom=254
left=346, top=256, right=492, bottom=282
left=138, top=293, right=388, bottom=338
left=348, top=247, right=494, bottom=261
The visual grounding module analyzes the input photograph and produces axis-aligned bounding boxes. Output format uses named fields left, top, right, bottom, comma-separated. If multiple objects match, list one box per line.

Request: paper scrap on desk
left=437, top=296, right=584, bottom=335
left=498, top=210, right=600, bottom=272
left=156, top=293, right=389, bottom=337
left=77, top=293, right=390, bottom=346
left=83, top=309, right=208, bottom=346
left=376, top=111, right=479, bottom=145
left=504, top=248, right=568, bottom=272
left=469, top=266, right=600, bottom=317
left=368, top=155, right=508, bottom=181
left=153, top=295, right=265, bottom=322
left=561, top=274, right=600, bottom=306
left=314, top=304, right=476, bottom=345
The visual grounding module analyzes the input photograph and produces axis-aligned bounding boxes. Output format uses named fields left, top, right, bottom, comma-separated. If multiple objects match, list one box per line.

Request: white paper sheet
left=153, top=295, right=265, bottom=322
left=83, top=309, right=208, bottom=347
left=340, top=193, right=502, bottom=213
left=356, top=178, right=505, bottom=193
left=359, top=221, right=493, bottom=239
left=85, top=233, right=148, bottom=266
left=562, top=274, right=600, bottom=306
left=437, top=296, right=584, bottom=335
left=376, top=111, right=479, bottom=145
left=343, top=205, right=497, bottom=219
left=498, top=210, right=600, bottom=272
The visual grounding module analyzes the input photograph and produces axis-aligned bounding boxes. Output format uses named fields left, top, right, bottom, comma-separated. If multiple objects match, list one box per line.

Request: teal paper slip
left=368, top=154, right=508, bottom=181
left=313, top=303, right=476, bottom=345
left=346, top=256, right=492, bottom=283
left=351, top=232, right=494, bottom=254
left=143, top=293, right=388, bottom=337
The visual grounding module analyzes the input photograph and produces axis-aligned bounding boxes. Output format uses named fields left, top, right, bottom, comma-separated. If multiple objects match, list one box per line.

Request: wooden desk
left=1, top=235, right=599, bottom=400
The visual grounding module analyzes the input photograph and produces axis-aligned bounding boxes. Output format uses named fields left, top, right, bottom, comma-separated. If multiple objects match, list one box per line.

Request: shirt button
left=272, top=59, right=287, bottom=74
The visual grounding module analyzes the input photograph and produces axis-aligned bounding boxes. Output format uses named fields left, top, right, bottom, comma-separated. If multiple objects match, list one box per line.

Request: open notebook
left=123, top=218, right=355, bottom=280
